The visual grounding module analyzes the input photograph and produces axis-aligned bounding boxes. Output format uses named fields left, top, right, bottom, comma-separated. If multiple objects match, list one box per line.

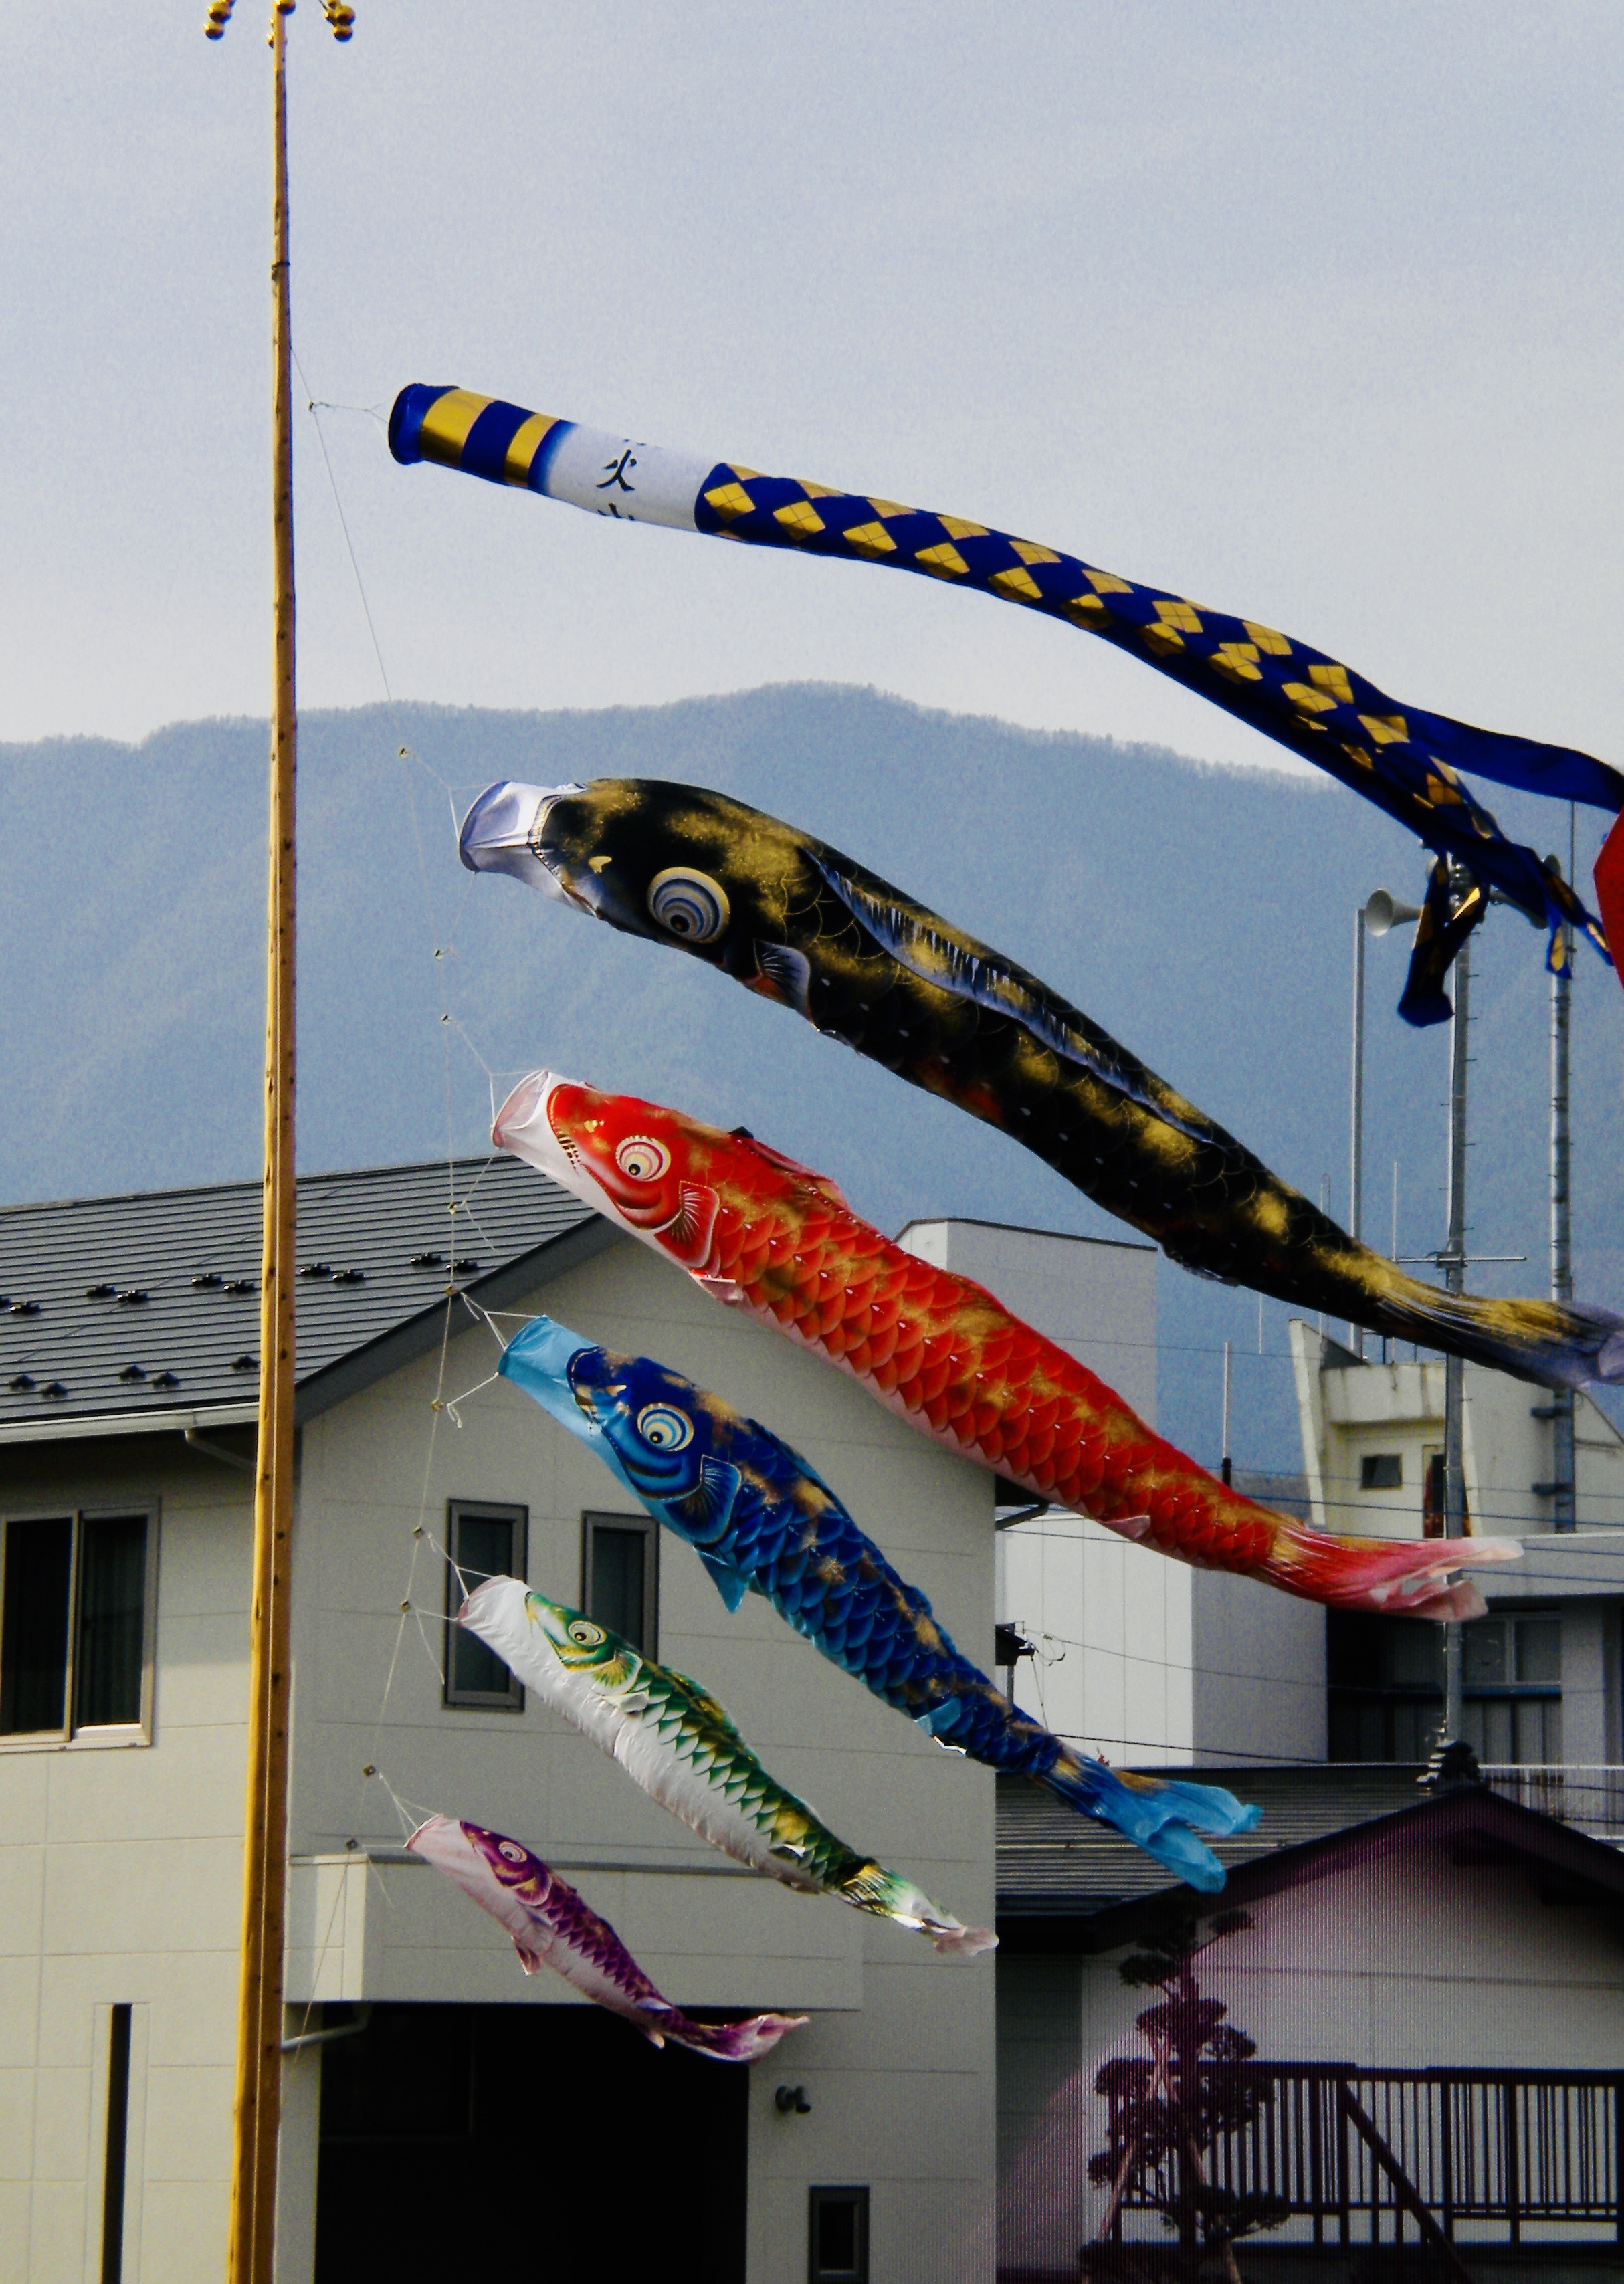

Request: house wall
left=999, top=1839, right=1624, bottom=2277
left=3, top=1233, right=1003, bottom=2284
left=0, top=1433, right=253, bottom=2284
left=286, top=1235, right=999, bottom=2284
left=954, top=1223, right=1323, bottom=1768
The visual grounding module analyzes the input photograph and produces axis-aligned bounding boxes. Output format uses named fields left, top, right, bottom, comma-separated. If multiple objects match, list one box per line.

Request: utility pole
left=1352, top=890, right=1421, bottom=1356
left=1350, top=908, right=1365, bottom=1358
left=204, top=6, right=354, bottom=2279
left=1549, top=850, right=1577, bottom=1533
left=1441, top=894, right=1471, bottom=1743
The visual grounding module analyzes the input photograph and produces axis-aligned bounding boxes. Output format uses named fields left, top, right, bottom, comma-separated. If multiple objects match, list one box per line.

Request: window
left=1360, top=1453, right=1403, bottom=1490
left=0, top=1510, right=155, bottom=1741
left=102, top=2004, right=132, bottom=2284
left=1462, top=1615, right=1562, bottom=1765
left=443, top=1502, right=526, bottom=1709
left=1328, top=1610, right=1563, bottom=1765
left=1421, top=1449, right=1471, bottom=1539
left=809, top=2186, right=869, bottom=2284
left=582, top=1513, right=659, bottom=1657
left=1327, top=1611, right=1443, bottom=1762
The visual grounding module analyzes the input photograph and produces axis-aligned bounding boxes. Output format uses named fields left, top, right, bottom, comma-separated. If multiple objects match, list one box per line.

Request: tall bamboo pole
left=205, top=6, right=352, bottom=2272
left=225, top=7, right=297, bottom=2278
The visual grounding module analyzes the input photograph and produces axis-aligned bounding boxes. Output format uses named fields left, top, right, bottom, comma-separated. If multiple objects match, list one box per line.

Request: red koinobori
left=493, top=1071, right=1520, bottom=1619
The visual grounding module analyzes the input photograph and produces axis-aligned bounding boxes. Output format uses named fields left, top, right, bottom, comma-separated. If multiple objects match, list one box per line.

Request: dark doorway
left=315, top=2002, right=749, bottom=2279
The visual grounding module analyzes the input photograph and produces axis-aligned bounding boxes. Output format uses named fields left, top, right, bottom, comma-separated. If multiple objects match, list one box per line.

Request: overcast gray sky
left=3, top=3, right=1620, bottom=770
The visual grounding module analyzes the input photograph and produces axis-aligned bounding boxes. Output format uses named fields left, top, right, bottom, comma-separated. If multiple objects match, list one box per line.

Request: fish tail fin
left=1260, top=1524, right=1520, bottom=1617
left=928, top=1922, right=999, bottom=1959
left=837, top=1862, right=994, bottom=1955
left=1593, top=808, right=1624, bottom=982
left=1375, top=1282, right=1624, bottom=1391
left=665, top=2011, right=809, bottom=2063
left=1040, top=1752, right=1263, bottom=1895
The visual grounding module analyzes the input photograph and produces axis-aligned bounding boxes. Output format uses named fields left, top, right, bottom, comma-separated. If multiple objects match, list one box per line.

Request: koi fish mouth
left=492, top=1069, right=581, bottom=1184
left=458, top=781, right=590, bottom=906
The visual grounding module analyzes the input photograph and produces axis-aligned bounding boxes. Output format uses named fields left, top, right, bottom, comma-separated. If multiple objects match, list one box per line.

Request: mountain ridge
left=5, top=681, right=1617, bottom=1472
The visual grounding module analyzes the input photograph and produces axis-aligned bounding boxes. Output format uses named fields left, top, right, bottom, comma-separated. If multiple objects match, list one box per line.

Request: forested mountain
left=5, top=684, right=1617, bottom=1471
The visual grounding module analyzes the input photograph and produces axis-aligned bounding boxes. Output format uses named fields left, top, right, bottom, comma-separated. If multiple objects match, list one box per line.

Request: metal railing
left=1102, top=2063, right=1624, bottom=2250
left=1481, top=1764, right=1624, bottom=1837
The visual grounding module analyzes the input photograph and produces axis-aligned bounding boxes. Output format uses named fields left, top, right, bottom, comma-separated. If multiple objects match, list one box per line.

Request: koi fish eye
left=635, top=1403, right=693, bottom=1451
left=648, top=867, right=730, bottom=945
left=567, top=1619, right=605, bottom=1647
left=498, top=1841, right=526, bottom=1863
left=615, top=1136, right=670, bottom=1182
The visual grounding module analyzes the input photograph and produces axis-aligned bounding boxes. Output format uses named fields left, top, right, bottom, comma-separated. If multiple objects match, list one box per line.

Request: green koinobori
left=458, top=1577, right=997, bottom=1951
left=388, top=380, right=1622, bottom=999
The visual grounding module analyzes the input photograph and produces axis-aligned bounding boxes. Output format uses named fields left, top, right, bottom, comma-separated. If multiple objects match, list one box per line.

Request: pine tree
left=1086, top=1905, right=1289, bottom=2283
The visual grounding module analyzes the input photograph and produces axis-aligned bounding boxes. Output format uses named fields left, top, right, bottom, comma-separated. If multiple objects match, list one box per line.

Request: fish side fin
left=914, top=1700, right=962, bottom=1738
left=667, top=1182, right=720, bottom=1267
left=750, top=940, right=813, bottom=1017
left=676, top=1457, right=744, bottom=1538
left=699, top=1550, right=753, bottom=1613
left=811, top=851, right=1213, bottom=1146
left=512, top=1940, right=546, bottom=1976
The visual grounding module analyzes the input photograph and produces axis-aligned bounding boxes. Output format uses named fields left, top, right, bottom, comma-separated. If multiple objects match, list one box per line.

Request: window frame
left=808, top=2184, right=870, bottom=2284
left=442, top=1500, right=528, bottom=1711
left=581, top=1510, right=660, bottom=1660
left=0, top=1502, right=159, bottom=1750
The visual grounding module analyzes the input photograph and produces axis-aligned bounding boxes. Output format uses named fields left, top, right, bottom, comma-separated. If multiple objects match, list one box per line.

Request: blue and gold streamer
left=391, top=381, right=1619, bottom=992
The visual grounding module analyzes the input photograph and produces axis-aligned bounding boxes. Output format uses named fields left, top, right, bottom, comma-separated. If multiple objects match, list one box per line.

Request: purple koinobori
left=407, top=1814, right=806, bottom=2063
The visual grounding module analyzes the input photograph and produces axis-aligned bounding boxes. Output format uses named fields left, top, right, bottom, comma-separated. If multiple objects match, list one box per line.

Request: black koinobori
left=460, top=775, right=1624, bottom=1394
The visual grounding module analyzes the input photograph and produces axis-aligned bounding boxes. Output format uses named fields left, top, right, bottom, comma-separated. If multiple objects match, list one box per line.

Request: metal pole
left=228, top=7, right=298, bottom=2276
left=1551, top=869, right=1576, bottom=1533
left=1221, top=1340, right=1233, bottom=1487
left=1442, top=915, right=1471, bottom=1742
left=1350, top=908, right=1366, bottom=1356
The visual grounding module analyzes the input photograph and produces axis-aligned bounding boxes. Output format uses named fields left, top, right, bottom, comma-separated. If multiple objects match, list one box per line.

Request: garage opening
left=315, top=2002, right=749, bottom=2279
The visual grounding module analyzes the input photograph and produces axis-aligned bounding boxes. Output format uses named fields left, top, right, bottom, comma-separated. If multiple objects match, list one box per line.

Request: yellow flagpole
left=206, top=5, right=354, bottom=2276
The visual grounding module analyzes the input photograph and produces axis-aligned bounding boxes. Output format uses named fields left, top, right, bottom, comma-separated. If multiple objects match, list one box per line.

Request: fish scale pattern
left=459, top=1578, right=995, bottom=1941
left=506, top=1079, right=1521, bottom=1623
left=692, top=461, right=1607, bottom=960
left=500, top=1322, right=1261, bottom=1887
left=407, top=1818, right=803, bottom=2061
left=511, top=776, right=1624, bottom=1385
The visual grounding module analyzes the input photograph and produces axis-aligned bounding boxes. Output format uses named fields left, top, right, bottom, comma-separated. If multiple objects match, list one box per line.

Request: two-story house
left=1, top=1160, right=1058, bottom=2284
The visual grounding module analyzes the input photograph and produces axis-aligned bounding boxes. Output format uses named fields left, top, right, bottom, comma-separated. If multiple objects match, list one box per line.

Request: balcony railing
left=1100, top=2063, right=1624, bottom=2257
left=1481, top=1764, right=1624, bottom=1838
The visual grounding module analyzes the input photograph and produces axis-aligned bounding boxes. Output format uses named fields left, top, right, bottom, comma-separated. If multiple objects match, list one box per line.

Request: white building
left=1, top=1160, right=1009, bottom=2284
left=944, top=1221, right=1323, bottom=1771
left=1290, top=1323, right=1624, bottom=1770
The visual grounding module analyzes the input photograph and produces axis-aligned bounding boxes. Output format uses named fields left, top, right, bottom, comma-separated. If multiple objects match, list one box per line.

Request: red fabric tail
left=1594, top=811, right=1624, bottom=987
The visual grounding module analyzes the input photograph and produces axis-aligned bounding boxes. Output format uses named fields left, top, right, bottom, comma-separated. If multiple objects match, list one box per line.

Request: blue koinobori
left=498, top=1313, right=1261, bottom=1892
left=389, top=381, right=1621, bottom=999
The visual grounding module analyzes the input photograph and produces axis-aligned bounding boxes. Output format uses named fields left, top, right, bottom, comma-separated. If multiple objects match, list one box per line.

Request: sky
left=1, top=3, right=1621, bottom=773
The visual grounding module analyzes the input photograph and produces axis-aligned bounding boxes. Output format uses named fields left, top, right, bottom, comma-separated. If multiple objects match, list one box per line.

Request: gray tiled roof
left=997, top=1768, right=1624, bottom=1951
left=0, top=1157, right=609, bottom=1443
left=997, top=1764, right=1429, bottom=1922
